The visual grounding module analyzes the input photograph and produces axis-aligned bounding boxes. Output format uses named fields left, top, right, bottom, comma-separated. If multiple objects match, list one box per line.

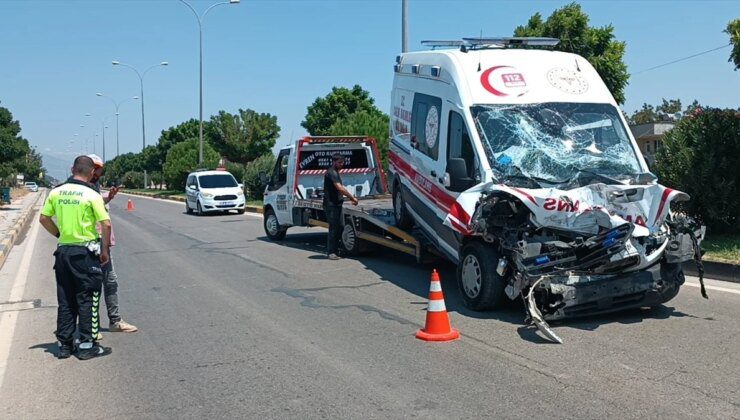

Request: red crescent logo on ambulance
left=480, top=66, right=528, bottom=97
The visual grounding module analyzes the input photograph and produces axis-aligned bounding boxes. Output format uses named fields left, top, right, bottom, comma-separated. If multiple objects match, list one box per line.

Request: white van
left=389, top=38, right=703, bottom=337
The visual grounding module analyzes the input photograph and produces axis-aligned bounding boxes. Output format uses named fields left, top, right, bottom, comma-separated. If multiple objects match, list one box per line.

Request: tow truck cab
left=262, top=137, right=387, bottom=240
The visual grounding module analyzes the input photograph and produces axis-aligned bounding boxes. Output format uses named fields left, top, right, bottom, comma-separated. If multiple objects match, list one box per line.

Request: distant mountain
left=41, top=153, right=72, bottom=181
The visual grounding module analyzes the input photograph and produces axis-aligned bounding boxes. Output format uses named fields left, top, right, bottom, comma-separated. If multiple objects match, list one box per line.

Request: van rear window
left=298, top=149, right=370, bottom=170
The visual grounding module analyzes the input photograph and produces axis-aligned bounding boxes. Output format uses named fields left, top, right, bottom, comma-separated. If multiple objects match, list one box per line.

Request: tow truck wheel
left=457, top=242, right=506, bottom=311
left=341, top=222, right=362, bottom=256
left=393, top=183, right=413, bottom=229
left=264, top=208, right=287, bottom=240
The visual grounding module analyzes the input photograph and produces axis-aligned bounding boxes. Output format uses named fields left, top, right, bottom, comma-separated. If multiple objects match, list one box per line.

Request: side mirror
left=259, top=172, right=269, bottom=186
left=238, top=183, right=244, bottom=190
left=446, top=158, right=474, bottom=192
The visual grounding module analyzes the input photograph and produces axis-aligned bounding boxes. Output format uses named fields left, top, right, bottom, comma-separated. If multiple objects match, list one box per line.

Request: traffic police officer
left=39, top=155, right=113, bottom=360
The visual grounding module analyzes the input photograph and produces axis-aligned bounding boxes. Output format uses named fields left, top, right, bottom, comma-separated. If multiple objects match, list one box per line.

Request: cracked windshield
left=472, top=102, right=643, bottom=184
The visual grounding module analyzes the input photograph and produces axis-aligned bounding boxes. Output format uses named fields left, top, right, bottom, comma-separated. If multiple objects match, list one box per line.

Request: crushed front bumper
left=538, top=263, right=684, bottom=321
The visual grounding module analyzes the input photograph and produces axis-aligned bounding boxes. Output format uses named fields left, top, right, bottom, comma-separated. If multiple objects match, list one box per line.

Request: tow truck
left=262, top=136, right=425, bottom=259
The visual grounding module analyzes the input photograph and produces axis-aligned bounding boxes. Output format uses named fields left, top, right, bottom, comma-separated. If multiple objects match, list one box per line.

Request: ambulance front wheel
left=457, top=242, right=506, bottom=311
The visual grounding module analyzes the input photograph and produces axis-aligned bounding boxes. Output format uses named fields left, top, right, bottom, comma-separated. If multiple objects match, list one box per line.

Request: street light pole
left=96, top=94, right=139, bottom=158
left=111, top=61, right=168, bottom=151
left=101, top=115, right=114, bottom=163
left=401, top=0, right=408, bottom=53
left=178, top=0, right=240, bottom=165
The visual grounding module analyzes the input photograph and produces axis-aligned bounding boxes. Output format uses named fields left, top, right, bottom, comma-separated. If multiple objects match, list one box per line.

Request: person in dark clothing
left=323, top=153, right=358, bottom=260
left=39, top=156, right=113, bottom=360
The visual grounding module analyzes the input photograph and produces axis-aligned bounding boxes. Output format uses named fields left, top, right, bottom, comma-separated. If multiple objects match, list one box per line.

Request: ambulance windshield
left=471, top=102, right=643, bottom=185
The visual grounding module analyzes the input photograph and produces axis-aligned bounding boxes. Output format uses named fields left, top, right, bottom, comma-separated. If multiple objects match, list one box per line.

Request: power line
left=633, top=43, right=732, bottom=75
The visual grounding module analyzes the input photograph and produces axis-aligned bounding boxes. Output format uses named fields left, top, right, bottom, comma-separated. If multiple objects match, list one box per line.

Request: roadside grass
left=702, top=234, right=740, bottom=264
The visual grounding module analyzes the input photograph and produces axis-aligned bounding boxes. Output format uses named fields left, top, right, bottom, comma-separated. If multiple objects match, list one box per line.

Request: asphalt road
left=1, top=193, right=738, bottom=419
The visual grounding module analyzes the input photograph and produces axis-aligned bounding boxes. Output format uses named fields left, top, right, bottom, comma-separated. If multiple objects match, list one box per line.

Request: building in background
left=629, top=122, right=675, bottom=167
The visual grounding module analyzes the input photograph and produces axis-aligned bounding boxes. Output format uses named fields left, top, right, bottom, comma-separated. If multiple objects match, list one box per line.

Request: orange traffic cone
left=416, top=269, right=460, bottom=342
left=126, top=199, right=135, bottom=212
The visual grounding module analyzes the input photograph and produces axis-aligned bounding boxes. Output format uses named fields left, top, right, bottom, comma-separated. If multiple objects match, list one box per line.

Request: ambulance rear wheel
left=457, top=242, right=506, bottom=311
left=264, top=208, right=287, bottom=240
left=393, top=183, right=413, bottom=229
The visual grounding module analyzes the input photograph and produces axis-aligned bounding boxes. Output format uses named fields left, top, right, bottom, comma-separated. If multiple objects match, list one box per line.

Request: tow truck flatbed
left=299, top=195, right=423, bottom=259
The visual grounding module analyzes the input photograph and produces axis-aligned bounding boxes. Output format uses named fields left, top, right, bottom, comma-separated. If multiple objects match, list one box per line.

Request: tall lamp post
left=111, top=61, right=168, bottom=151
left=96, top=93, right=139, bottom=157
left=101, top=115, right=115, bottom=162
left=178, top=0, right=240, bottom=164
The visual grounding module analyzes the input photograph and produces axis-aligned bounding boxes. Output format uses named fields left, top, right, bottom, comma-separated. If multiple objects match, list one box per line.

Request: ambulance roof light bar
left=421, top=37, right=560, bottom=51
left=462, top=37, right=560, bottom=49
left=420, top=40, right=465, bottom=50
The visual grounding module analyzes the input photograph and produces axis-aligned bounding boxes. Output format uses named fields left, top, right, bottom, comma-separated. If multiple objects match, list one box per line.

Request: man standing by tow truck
left=87, top=154, right=138, bottom=337
left=39, top=156, right=112, bottom=360
left=323, top=153, right=358, bottom=260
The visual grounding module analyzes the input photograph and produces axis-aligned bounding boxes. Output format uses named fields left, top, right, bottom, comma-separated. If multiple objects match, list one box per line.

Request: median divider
left=0, top=192, right=45, bottom=272
left=116, top=189, right=264, bottom=215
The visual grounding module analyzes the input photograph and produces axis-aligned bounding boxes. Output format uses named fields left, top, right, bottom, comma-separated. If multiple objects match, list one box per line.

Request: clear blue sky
left=1, top=0, right=738, bottom=179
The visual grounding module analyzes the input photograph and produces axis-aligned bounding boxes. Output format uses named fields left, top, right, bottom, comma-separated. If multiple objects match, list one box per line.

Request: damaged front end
left=459, top=182, right=706, bottom=343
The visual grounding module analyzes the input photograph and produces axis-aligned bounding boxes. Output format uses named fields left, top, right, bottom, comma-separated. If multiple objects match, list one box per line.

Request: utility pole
left=402, top=0, right=408, bottom=53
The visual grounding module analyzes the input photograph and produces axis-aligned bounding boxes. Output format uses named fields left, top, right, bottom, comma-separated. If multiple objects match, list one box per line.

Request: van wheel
left=264, top=208, right=287, bottom=240
left=185, top=201, right=193, bottom=215
left=457, top=242, right=506, bottom=311
left=393, top=183, right=413, bottom=229
left=341, top=222, right=363, bottom=256
left=196, top=201, right=204, bottom=216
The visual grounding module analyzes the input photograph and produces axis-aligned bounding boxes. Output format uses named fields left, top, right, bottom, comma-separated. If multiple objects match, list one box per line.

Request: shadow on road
left=28, top=342, right=58, bottom=358
left=259, top=229, right=703, bottom=341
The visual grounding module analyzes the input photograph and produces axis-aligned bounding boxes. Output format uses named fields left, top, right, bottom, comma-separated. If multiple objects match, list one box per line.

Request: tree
left=158, top=119, right=201, bottom=155
left=328, top=111, right=390, bottom=168
left=653, top=108, right=740, bottom=233
left=155, top=119, right=203, bottom=171
left=0, top=102, right=44, bottom=185
left=514, top=2, right=629, bottom=103
left=243, top=153, right=276, bottom=199
left=207, top=109, right=280, bottom=163
left=726, top=19, right=740, bottom=70
left=629, top=103, right=658, bottom=125
left=628, top=99, right=706, bottom=125
left=302, top=85, right=384, bottom=135
left=629, top=98, right=684, bottom=124
left=163, top=139, right=219, bottom=191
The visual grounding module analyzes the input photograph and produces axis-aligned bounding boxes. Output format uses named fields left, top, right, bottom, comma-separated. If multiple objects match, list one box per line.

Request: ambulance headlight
left=202, top=192, right=214, bottom=198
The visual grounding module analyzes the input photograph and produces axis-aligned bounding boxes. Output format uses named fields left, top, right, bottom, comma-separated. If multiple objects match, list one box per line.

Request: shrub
left=163, top=139, right=219, bottom=191
left=122, top=171, right=145, bottom=189
left=654, top=108, right=740, bottom=233
left=244, top=153, right=276, bottom=199
left=225, top=162, right=246, bottom=185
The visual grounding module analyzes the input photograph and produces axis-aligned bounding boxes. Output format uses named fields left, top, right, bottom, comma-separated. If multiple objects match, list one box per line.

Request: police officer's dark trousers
left=54, top=245, right=103, bottom=345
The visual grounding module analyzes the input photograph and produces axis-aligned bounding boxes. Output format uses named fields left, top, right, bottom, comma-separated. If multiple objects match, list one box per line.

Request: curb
left=0, top=192, right=44, bottom=271
left=683, top=260, right=739, bottom=284
left=119, top=190, right=264, bottom=214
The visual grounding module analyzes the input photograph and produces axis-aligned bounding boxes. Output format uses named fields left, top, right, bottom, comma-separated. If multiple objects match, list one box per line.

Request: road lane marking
left=684, top=281, right=740, bottom=295
left=0, top=207, right=42, bottom=391
left=118, top=193, right=263, bottom=218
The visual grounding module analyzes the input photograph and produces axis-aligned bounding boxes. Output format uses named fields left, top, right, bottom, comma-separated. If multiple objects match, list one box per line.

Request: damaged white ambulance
left=389, top=38, right=705, bottom=342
